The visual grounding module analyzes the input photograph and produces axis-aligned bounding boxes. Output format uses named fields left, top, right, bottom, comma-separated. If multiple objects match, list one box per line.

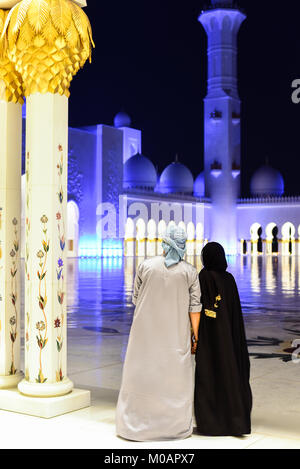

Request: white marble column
left=186, top=223, right=195, bottom=256
left=266, top=239, right=272, bottom=255
left=0, top=0, right=93, bottom=416
left=136, top=220, right=146, bottom=257
left=251, top=240, right=258, bottom=255
left=0, top=3, right=24, bottom=388
left=18, top=93, right=73, bottom=397
left=0, top=100, right=23, bottom=388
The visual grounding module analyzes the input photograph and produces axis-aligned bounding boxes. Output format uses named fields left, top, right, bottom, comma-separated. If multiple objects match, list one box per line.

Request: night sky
left=69, top=1, right=300, bottom=197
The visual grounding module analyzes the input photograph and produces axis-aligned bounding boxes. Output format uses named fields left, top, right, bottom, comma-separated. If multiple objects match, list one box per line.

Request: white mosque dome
left=251, top=165, right=284, bottom=197
left=159, top=162, right=194, bottom=194
left=194, top=171, right=205, bottom=198
left=114, top=111, right=131, bottom=128
left=124, top=153, right=157, bottom=190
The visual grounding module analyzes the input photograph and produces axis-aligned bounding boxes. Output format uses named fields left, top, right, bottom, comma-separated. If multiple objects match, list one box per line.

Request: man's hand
left=191, top=336, right=198, bottom=355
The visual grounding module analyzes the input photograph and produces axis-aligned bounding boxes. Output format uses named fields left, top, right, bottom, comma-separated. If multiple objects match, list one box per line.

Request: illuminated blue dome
left=211, top=0, right=233, bottom=5
left=251, top=165, right=284, bottom=197
left=159, top=162, right=194, bottom=194
left=114, top=111, right=131, bottom=128
left=124, top=153, right=157, bottom=190
left=194, top=171, right=205, bottom=198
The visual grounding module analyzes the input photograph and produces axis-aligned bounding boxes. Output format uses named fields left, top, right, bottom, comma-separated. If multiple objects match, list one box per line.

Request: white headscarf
left=162, top=225, right=187, bottom=267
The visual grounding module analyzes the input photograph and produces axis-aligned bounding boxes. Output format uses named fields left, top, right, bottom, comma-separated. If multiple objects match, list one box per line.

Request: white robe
left=116, top=256, right=201, bottom=441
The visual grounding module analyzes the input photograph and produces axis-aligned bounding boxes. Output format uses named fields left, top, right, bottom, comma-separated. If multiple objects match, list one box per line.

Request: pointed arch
left=282, top=222, right=296, bottom=255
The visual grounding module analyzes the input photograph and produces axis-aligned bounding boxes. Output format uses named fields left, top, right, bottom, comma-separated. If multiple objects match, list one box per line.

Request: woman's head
left=201, top=242, right=228, bottom=271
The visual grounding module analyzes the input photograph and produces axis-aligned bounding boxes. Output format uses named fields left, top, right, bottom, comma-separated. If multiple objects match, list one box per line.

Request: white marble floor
left=1, top=256, right=300, bottom=449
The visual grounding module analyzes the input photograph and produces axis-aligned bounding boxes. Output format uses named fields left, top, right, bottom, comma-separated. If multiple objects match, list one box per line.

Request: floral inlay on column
left=25, top=312, right=30, bottom=381
left=56, top=145, right=65, bottom=382
left=9, top=217, right=19, bottom=375
left=25, top=152, right=31, bottom=282
left=36, top=215, right=50, bottom=384
left=25, top=150, right=31, bottom=381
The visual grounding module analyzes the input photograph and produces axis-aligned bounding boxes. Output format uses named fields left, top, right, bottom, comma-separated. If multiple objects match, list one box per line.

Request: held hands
left=191, top=335, right=198, bottom=355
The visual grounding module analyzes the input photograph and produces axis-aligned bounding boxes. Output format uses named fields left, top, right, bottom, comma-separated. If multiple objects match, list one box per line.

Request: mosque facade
left=21, top=0, right=300, bottom=258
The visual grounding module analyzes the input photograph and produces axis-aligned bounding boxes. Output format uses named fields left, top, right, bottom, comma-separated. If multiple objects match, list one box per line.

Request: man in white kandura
left=116, top=225, right=201, bottom=441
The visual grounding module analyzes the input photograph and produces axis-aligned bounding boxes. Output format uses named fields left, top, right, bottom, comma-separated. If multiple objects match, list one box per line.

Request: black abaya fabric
left=194, top=243, right=252, bottom=436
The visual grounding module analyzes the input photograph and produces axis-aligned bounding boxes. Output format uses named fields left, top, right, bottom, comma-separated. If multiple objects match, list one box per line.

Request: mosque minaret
left=199, top=0, right=246, bottom=254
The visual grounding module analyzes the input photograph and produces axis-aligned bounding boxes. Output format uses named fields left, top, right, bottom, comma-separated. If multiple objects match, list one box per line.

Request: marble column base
left=0, top=387, right=91, bottom=419
left=18, top=377, right=74, bottom=398
left=0, top=372, right=24, bottom=389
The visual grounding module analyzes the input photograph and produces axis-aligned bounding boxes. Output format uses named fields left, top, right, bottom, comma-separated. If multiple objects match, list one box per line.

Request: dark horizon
left=68, top=0, right=300, bottom=197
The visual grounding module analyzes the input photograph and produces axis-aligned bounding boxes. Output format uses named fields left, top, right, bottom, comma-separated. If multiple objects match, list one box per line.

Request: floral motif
left=36, top=321, right=46, bottom=331
left=9, top=217, right=19, bottom=375
left=58, top=188, right=63, bottom=204
left=9, top=316, right=16, bottom=326
left=35, top=215, right=49, bottom=384
left=25, top=312, right=30, bottom=381
left=55, top=145, right=65, bottom=382
left=25, top=151, right=32, bottom=379
left=54, top=317, right=61, bottom=328
left=37, top=251, right=44, bottom=260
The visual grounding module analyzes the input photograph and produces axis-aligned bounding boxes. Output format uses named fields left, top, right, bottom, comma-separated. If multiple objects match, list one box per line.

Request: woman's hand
left=191, top=336, right=198, bottom=355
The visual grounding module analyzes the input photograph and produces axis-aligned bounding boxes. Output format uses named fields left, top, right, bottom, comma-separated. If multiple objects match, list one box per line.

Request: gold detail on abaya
left=2, top=0, right=94, bottom=98
left=205, top=309, right=216, bottom=319
left=0, top=9, right=24, bottom=103
left=214, top=294, right=221, bottom=309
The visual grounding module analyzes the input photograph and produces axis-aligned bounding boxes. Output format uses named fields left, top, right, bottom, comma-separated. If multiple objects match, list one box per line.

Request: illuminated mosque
left=21, top=0, right=300, bottom=258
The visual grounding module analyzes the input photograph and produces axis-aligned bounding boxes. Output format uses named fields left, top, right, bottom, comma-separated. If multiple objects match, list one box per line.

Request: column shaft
left=0, top=100, right=23, bottom=388
left=18, top=93, right=73, bottom=397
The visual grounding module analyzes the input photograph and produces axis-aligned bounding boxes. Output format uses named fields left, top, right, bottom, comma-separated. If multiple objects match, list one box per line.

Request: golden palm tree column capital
left=3, top=0, right=94, bottom=98
left=0, top=8, right=24, bottom=103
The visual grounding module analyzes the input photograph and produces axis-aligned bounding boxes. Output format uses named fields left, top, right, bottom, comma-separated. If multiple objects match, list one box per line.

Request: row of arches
left=124, top=218, right=206, bottom=257
left=243, top=222, right=300, bottom=255
left=26, top=204, right=300, bottom=258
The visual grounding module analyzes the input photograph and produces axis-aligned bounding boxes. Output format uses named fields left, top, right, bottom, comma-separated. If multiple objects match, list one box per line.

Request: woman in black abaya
left=194, top=242, right=252, bottom=436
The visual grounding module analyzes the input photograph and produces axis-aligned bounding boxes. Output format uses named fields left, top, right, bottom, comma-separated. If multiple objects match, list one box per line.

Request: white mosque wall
left=121, top=127, right=142, bottom=164
left=237, top=200, right=300, bottom=239
left=68, top=125, right=123, bottom=257
left=237, top=200, right=300, bottom=255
